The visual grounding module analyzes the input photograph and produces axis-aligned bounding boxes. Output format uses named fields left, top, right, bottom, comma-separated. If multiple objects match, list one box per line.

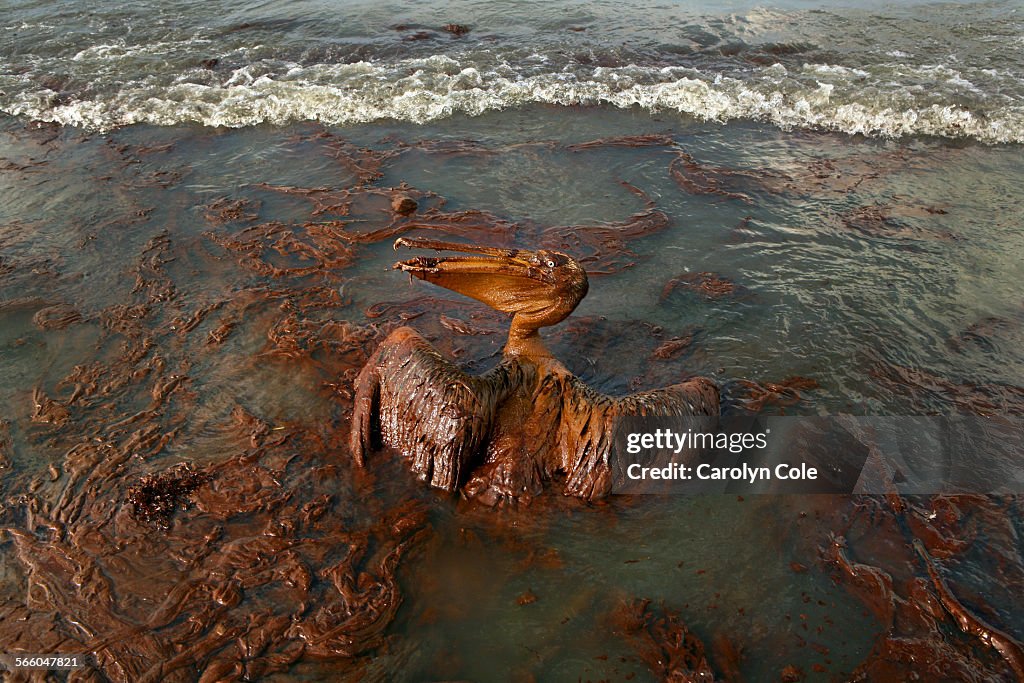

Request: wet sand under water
left=0, top=107, right=1022, bottom=681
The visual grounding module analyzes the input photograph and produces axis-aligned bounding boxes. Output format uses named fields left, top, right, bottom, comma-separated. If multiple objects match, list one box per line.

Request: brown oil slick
left=567, top=134, right=678, bottom=151
left=0, top=283, right=427, bottom=680
left=661, top=271, right=745, bottom=301
left=31, top=304, right=84, bottom=331
left=543, top=182, right=671, bottom=275
left=203, top=197, right=261, bottom=225
left=841, top=203, right=958, bottom=241
left=729, top=376, right=820, bottom=413
left=0, top=126, right=441, bottom=679
left=0, top=120, right=1021, bottom=682
left=442, top=23, right=471, bottom=36
left=610, top=598, right=719, bottom=681
left=914, top=539, right=1024, bottom=679
left=670, top=151, right=753, bottom=204
left=871, top=359, right=1024, bottom=416
left=822, top=492, right=1024, bottom=682
left=652, top=334, right=695, bottom=361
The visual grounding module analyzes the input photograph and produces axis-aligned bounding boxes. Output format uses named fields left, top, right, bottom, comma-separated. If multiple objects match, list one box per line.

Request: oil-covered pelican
left=351, top=237, right=719, bottom=504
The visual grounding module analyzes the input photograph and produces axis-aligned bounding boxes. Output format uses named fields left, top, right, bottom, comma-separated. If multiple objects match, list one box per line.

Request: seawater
left=3, top=0, right=1024, bottom=141
left=1, top=1, right=1023, bottom=681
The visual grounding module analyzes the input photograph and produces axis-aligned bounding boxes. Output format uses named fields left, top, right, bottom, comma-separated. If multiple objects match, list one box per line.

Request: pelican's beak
left=393, top=237, right=557, bottom=314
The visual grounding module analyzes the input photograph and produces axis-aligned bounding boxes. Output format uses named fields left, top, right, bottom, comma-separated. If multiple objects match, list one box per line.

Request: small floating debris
left=391, top=193, right=418, bottom=215
left=516, top=590, right=538, bottom=606
left=127, top=463, right=210, bottom=529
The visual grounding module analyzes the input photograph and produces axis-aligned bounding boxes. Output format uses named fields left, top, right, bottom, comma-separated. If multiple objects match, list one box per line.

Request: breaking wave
left=4, top=54, right=1022, bottom=143
left=3, top=0, right=1024, bottom=145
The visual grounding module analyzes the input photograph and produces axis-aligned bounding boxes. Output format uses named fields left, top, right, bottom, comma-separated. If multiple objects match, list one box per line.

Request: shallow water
left=1, top=104, right=1022, bottom=680
left=4, top=109, right=1022, bottom=416
left=2, top=1, right=1024, bottom=678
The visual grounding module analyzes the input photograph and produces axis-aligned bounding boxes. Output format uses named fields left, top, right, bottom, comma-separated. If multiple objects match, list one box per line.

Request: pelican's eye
left=546, top=259, right=556, bottom=268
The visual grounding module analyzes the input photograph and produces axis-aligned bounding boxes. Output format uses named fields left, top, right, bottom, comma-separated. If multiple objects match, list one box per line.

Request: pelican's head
left=394, top=237, right=588, bottom=331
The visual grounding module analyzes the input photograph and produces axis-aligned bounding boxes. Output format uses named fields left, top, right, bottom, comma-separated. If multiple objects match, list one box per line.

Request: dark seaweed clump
left=128, top=464, right=210, bottom=529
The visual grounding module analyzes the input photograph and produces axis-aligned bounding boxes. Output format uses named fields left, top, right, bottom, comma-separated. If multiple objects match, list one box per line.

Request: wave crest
left=2, top=57, right=1022, bottom=143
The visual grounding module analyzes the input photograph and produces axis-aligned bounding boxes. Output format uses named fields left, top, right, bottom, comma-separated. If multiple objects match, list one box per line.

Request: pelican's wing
left=351, top=327, right=523, bottom=491
left=546, top=373, right=719, bottom=500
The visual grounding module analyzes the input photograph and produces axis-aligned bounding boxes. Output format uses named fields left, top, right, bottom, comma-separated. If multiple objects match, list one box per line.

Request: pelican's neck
left=504, top=317, right=553, bottom=360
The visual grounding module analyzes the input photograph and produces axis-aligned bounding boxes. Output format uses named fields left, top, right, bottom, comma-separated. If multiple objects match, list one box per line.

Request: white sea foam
left=2, top=56, right=1022, bottom=143
left=72, top=38, right=214, bottom=62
